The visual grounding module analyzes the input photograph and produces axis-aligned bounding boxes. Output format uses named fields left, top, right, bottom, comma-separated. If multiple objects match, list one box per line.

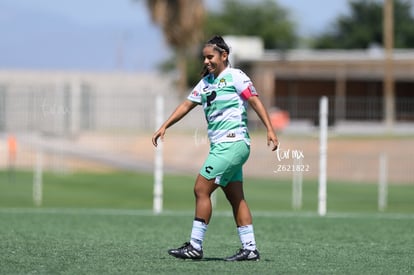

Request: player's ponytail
left=206, top=35, right=230, bottom=56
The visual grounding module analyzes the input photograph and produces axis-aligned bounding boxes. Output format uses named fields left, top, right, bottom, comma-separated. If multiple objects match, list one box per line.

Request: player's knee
left=193, top=185, right=208, bottom=199
left=194, top=179, right=216, bottom=199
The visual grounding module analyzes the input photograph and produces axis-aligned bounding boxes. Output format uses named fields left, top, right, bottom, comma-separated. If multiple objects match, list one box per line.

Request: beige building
left=241, top=48, right=414, bottom=126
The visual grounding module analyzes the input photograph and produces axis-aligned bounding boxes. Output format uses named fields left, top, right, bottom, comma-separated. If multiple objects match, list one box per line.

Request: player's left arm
left=248, top=95, right=279, bottom=151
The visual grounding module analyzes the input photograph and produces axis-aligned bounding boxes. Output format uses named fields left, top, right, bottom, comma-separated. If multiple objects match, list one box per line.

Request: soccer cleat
left=225, top=248, right=260, bottom=261
left=168, top=242, right=203, bottom=260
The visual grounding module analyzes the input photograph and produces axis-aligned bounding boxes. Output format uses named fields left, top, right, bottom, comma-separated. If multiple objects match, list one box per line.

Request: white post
left=153, top=95, right=164, bottom=214
left=292, top=158, right=303, bottom=210
left=318, top=96, right=328, bottom=216
left=33, top=149, right=43, bottom=207
left=70, top=79, right=81, bottom=135
left=378, top=153, right=388, bottom=211
left=211, top=190, right=217, bottom=208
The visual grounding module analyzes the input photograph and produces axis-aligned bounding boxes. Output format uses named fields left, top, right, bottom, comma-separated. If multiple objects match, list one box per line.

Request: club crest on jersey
left=218, top=78, right=227, bottom=89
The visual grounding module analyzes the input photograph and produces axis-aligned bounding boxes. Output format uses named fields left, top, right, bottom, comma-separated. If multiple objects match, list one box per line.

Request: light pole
left=383, top=0, right=395, bottom=130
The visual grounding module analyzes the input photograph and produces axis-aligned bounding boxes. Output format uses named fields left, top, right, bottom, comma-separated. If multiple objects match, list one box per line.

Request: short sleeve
left=187, top=79, right=203, bottom=104
left=233, top=69, right=258, bottom=100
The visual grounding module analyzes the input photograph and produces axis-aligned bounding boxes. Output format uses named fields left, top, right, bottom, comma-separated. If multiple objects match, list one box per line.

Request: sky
left=0, top=0, right=351, bottom=72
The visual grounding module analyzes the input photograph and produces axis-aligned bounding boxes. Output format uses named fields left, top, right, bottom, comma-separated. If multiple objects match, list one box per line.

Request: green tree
left=145, top=0, right=205, bottom=93
left=181, top=0, right=298, bottom=87
left=205, top=0, right=297, bottom=50
left=313, top=0, right=414, bottom=49
left=145, top=0, right=297, bottom=89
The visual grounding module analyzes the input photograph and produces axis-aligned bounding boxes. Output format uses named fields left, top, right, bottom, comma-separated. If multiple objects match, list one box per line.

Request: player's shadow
left=202, top=257, right=226, bottom=261
left=202, top=257, right=272, bottom=262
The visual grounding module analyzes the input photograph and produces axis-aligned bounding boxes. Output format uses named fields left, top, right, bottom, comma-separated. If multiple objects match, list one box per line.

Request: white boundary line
left=0, top=208, right=413, bottom=220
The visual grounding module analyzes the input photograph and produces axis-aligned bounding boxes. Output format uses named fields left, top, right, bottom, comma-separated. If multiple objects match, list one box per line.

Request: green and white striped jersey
left=188, top=67, right=258, bottom=144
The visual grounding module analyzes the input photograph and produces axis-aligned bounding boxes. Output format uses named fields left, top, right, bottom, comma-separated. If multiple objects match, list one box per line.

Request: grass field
left=1, top=170, right=414, bottom=274
left=1, top=170, right=414, bottom=212
left=1, top=209, right=413, bottom=274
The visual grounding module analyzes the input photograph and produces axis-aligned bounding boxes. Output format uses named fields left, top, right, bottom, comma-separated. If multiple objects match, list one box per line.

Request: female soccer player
left=152, top=35, right=278, bottom=261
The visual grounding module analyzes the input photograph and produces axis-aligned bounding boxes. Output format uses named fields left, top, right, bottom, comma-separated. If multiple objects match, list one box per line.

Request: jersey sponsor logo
left=226, top=132, right=236, bottom=138
left=205, top=165, right=213, bottom=174
left=191, top=90, right=200, bottom=97
left=206, top=91, right=217, bottom=107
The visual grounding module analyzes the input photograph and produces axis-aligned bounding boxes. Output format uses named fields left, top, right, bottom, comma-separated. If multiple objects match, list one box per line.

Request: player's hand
left=152, top=128, right=166, bottom=147
left=267, top=131, right=279, bottom=151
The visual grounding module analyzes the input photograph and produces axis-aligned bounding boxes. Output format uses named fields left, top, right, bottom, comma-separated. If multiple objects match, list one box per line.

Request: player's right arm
left=152, top=99, right=198, bottom=147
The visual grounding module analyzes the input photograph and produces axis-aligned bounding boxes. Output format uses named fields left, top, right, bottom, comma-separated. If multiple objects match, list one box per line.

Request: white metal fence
left=0, top=71, right=189, bottom=135
left=276, top=96, right=414, bottom=124
left=0, top=70, right=413, bottom=185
